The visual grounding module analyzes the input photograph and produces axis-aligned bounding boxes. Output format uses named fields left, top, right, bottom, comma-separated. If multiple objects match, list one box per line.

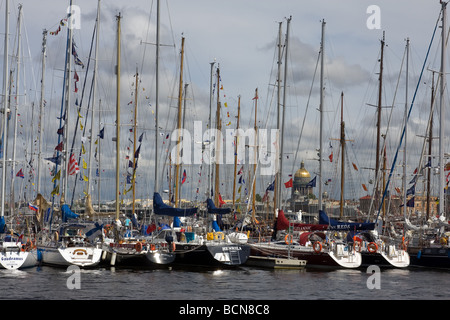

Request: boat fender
left=150, top=244, right=156, bottom=251
left=353, top=240, right=362, bottom=252
left=37, top=248, right=43, bottom=262
left=313, top=241, right=322, bottom=253
left=171, top=242, right=176, bottom=252
left=284, top=234, right=293, bottom=245
left=135, top=242, right=142, bottom=252
left=367, top=242, right=378, bottom=253
left=53, top=231, right=59, bottom=242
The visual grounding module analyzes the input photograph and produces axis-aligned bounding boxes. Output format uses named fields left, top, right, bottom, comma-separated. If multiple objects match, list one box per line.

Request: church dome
left=294, top=161, right=310, bottom=179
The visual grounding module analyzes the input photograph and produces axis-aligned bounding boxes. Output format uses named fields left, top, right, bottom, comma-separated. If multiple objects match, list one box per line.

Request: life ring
left=367, top=242, right=378, bottom=253
left=284, top=234, right=293, bottom=245
left=135, top=241, right=143, bottom=252
left=214, top=232, right=225, bottom=241
left=313, top=241, right=322, bottom=253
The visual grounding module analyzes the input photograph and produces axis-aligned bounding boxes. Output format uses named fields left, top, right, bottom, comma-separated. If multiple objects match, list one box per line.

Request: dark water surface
left=1, top=264, right=448, bottom=301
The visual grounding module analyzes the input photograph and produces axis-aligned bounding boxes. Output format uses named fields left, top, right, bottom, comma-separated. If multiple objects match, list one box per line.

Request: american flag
left=68, top=153, right=80, bottom=175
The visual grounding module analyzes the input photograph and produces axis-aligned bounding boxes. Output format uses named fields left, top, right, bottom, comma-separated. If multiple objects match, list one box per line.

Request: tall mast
left=132, top=67, right=138, bottom=216
left=1, top=0, right=9, bottom=219
left=232, top=95, right=241, bottom=210
left=278, top=17, right=291, bottom=211
left=427, top=72, right=435, bottom=220
left=63, top=0, right=74, bottom=200
left=274, top=21, right=282, bottom=214
left=175, top=36, right=185, bottom=207
left=37, top=29, right=47, bottom=193
left=115, top=13, right=121, bottom=219
left=10, top=3, right=22, bottom=216
left=375, top=32, right=385, bottom=215
left=252, top=88, right=258, bottom=219
left=88, top=0, right=101, bottom=196
left=339, top=92, right=345, bottom=219
left=402, top=38, right=409, bottom=220
left=214, top=67, right=221, bottom=206
left=318, top=19, right=325, bottom=213
left=208, top=61, right=215, bottom=199
left=439, top=1, right=447, bottom=219
left=154, top=0, right=160, bottom=193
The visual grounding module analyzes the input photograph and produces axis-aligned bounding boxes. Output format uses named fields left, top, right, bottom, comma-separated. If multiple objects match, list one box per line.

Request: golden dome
left=294, top=161, right=310, bottom=179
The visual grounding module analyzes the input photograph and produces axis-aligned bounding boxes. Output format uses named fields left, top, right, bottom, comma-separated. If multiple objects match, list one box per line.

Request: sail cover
left=153, top=192, right=197, bottom=217
left=319, top=210, right=375, bottom=231
left=61, top=204, right=79, bottom=222
left=206, top=198, right=231, bottom=214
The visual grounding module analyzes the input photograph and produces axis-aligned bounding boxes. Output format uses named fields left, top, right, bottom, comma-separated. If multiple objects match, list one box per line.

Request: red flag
left=16, top=168, right=24, bottom=178
left=218, top=194, right=226, bottom=207
left=329, top=152, right=333, bottom=162
left=284, top=178, right=293, bottom=188
left=68, top=153, right=80, bottom=175
left=55, top=141, right=64, bottom=152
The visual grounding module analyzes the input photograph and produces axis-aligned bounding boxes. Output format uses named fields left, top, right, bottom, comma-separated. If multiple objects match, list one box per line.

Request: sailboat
left=0, top=0, right=38, bottom=270
left=154, top=48, right=249, bottom=267
left=406, top=2, right=450, bottom=269
left=247, top=19, right=364, bottom=269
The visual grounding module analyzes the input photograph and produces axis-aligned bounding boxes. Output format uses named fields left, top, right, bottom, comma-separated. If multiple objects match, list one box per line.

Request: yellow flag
left=82, top=158, right=87, bottom=169
left=51, top=185, right=59, bottom=196
left=80, top=122, right=83, bottom=130
left=52, top=170, right=61, bottom=182
left=81, top=144, right=86, bottom=154
left=83, top=175, right=88, bottom=181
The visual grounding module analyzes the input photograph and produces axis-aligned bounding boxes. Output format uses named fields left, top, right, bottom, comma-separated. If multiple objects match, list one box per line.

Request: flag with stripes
left=68, top=153, right=80, bottom=175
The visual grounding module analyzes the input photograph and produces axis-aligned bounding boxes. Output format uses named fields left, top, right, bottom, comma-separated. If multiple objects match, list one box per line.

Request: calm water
left=1, top=264, right=448, bottom=302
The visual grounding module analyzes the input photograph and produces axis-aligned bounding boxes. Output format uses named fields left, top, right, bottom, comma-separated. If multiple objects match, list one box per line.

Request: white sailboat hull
left=38, top=245, right=102, bottom=267
left=380, top=245, right=410, bottom=268
left=0, top=247, right=38, bottom=270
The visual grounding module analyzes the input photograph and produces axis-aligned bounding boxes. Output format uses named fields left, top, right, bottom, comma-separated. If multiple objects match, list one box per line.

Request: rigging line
left=291, top=49, right=320, bottom=176
left=374, top=8, right=440, bottom=223
left=139, top=0, right=154, bottom=74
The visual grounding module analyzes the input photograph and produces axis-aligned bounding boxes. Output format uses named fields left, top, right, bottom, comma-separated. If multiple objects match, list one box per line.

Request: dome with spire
left=294, top=161, right=310, bottom=181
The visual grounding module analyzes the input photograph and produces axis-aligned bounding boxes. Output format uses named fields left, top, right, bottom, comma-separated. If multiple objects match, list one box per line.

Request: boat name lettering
left=1, top=257, right=25, bottom=261
left=222, top=246, right=241, bottom=251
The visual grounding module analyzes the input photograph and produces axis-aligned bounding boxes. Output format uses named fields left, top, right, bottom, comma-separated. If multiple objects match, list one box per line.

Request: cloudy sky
left=0, top=0, right=447, bottom=209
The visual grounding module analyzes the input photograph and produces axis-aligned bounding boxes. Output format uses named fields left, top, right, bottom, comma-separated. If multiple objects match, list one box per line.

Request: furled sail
left=153, top=192, right=197, bottom=216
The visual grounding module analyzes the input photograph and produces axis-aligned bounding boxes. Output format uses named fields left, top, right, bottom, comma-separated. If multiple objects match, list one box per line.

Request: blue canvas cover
left=319, top=210, right=375, bottom=231
left=206, top=198, right=231, bottom=214
left=0, top=216, right=5, bottom=233
left=153, top=192, right=197, bottom=216
left=61, top=204, right=79, bottom=222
